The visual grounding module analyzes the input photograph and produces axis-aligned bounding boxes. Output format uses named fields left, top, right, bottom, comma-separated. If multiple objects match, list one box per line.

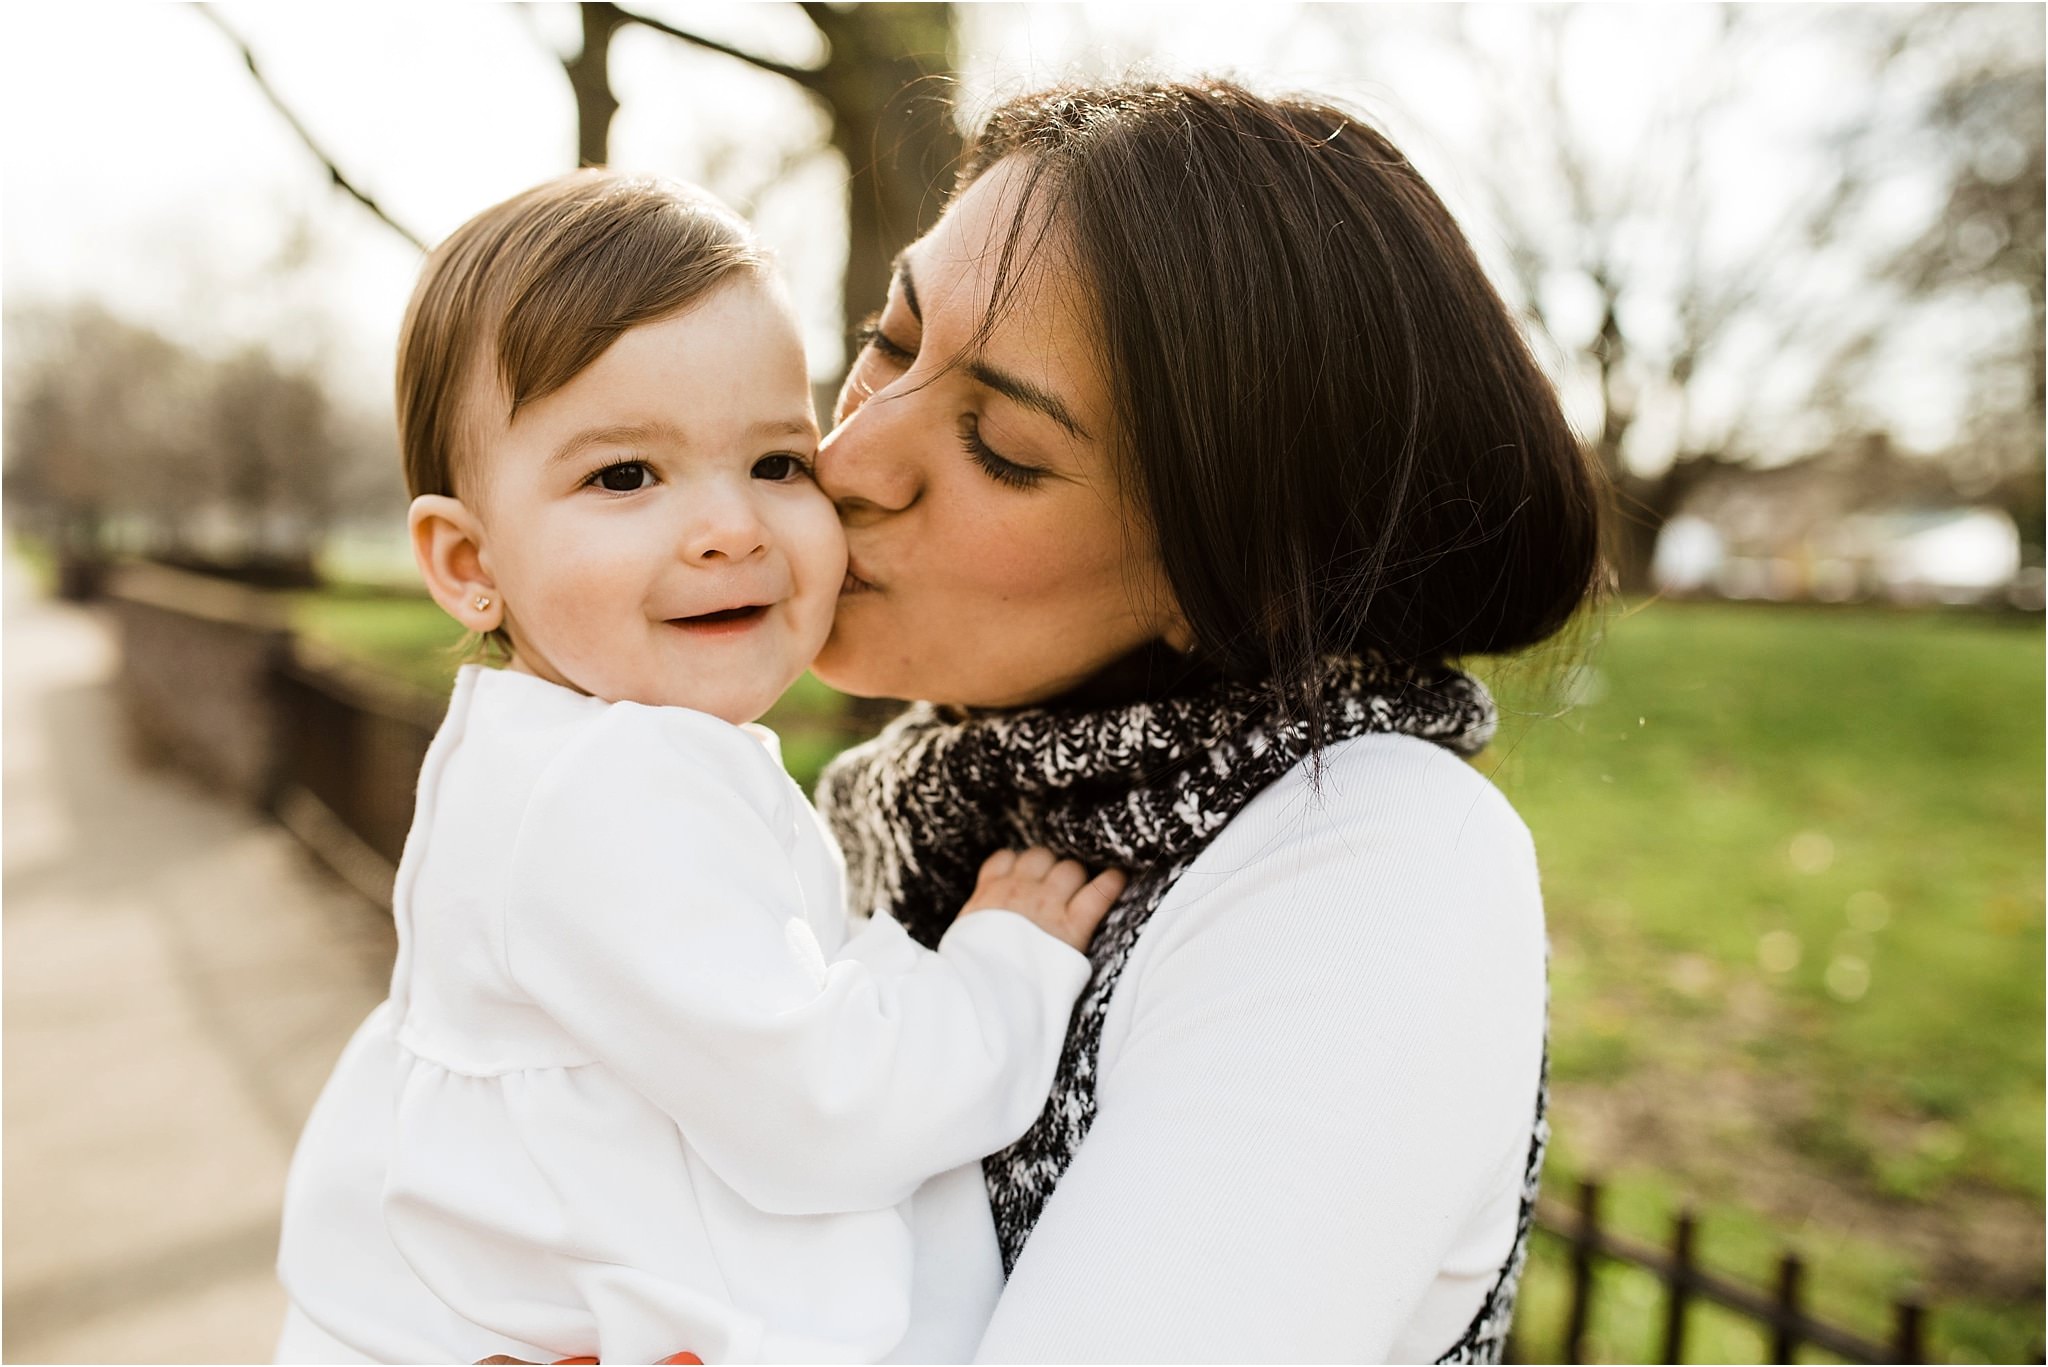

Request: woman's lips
left=841, top=561, right=879, bottom=596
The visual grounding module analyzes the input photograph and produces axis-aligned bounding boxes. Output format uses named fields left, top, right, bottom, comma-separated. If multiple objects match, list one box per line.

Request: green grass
left=287, top=589, right=471, bottom=694
left=290, top=589, right=2043, bottom=1361
left=8, top=532, right=59, bottom=593
left=1480, top=603, right=2043, bottom=1203
left=1479, top=602, right=2043, bottom=1362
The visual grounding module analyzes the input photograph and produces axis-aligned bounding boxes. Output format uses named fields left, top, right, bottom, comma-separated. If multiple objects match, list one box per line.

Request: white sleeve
left=972, top=739, right=1548, bottom=1364
left=502, top=705, right=1092, bottom=1218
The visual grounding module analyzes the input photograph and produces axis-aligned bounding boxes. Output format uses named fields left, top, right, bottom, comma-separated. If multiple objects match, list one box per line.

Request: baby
left=273, top=171, right=1122, bottom=1365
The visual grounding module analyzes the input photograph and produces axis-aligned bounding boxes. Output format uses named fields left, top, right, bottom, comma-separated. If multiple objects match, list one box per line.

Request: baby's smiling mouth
left=669, top=603, right=771, bottom=633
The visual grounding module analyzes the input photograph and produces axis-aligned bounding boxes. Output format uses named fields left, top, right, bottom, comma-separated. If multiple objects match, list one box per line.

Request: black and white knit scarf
left=816, top=654, right=1546, bottom=1363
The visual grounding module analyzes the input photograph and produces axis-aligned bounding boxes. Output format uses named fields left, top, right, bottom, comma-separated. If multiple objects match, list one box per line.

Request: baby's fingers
left=1012, top=845, right=1057, bottom=879
left=1042, top=857, right=1089, bottom=902
left=1066, top=867, right=1128, bottom=931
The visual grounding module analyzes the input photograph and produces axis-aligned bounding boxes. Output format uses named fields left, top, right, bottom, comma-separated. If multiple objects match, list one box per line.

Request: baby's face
left=471, top=274, right=845, bottom=725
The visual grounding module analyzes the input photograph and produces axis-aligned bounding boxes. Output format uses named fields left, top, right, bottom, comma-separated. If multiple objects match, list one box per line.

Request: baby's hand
left=959, top=846, right=1126, bottom=953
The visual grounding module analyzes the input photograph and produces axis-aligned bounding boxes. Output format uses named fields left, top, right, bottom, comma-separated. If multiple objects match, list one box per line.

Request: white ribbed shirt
left=968, top=731, right=1548, bottom=1363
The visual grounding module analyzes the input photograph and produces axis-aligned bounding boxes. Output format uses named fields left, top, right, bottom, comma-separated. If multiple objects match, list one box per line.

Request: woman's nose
left=817, top=392, right=922, bottom=521
left=684, top=487, right=767, bottom=562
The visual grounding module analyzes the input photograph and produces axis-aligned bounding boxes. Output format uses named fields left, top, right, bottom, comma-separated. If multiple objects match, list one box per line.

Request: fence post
left=1890, top=1294, right=1924, bottom=1364
left=1662, top=1209, right=1697, bottom=1364
left=1564, top=1178, right=1601, bottom=1365
left=1532, top=1181, right=1938, bottom=1366
left=1771, top=1252, right=1805, bottom=1364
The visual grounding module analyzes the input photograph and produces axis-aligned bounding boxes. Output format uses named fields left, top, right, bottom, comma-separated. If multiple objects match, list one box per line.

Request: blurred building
left=1650, top=438, right=2041, bottom=609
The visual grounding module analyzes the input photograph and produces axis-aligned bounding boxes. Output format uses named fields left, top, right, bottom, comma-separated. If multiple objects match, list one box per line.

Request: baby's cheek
left=782, top=501, right=844, bottom=642
left=787, top=497, right=847, bottom=588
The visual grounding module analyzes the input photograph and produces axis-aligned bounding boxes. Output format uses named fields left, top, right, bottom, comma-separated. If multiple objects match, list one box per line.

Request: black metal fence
left=1513, top=1177, right=1934, bottom=1364
left=269, top=639, right=441, bottom=908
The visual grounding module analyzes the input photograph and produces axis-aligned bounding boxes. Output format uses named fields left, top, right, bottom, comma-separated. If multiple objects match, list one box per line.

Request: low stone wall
left=103, top=563, right=294, bottom=807
left=101, top=563, right=449, bottom=909
left=274, top=641, right=442, bottom=869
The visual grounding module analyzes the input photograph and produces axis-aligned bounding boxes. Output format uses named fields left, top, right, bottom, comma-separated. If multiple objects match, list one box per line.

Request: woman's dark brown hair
left=958, top=79, right=1605, bottom=740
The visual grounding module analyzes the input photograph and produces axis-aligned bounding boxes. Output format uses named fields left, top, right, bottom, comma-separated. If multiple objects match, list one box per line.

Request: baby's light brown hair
left=396, top=169, right=771, bottom=501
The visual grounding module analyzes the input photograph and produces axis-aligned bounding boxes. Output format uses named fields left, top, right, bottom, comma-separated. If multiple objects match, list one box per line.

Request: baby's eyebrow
left=748, top=418, right=820, bottom=441
left=548, top=418, right=815, bottom=468
left=548, top=421, right=687, bottom=467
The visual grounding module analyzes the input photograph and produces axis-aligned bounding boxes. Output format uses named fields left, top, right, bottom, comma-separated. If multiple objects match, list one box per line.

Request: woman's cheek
left=961, top=499, right=1122, bottom=605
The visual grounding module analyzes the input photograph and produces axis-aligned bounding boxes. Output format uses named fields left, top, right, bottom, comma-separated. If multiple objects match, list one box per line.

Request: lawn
left=290, top=589, right=2043, bottom=1362
left=1482, top=602, right=2043, bottom=1363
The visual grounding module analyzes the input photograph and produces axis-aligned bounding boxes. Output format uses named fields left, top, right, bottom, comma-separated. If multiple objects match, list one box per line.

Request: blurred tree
left=5, top=301, right=370, bottom=582
left=562, top=4, right=961, bottom=367
left=206, top=3, right=961, bottom=374
left=1880, top=6, right=2046, bottom=561
left=203, top=346, right=342, bottom=571
left=3, top=305, right=196, bottom=559
left=1412, top=4, right=2044, bottom=590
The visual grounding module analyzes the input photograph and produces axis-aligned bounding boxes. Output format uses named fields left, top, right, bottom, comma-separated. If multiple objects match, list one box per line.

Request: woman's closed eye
left=960, top=415, right=1044, bottom=491
left=852, top=313, right=1048, bottom=491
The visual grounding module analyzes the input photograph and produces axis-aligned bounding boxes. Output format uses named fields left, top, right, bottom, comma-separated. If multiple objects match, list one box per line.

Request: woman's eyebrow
left=893, top=251, right=1087, bottom=441
left=892, top=253, right=921, bottom=322
left=966, top=360, right=1088, bottom=441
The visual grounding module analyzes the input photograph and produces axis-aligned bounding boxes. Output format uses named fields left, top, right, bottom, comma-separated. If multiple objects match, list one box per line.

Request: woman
left=809, top=78, right=1601, bottom=1362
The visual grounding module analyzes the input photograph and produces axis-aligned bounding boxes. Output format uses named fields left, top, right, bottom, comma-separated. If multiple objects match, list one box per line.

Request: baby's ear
left=409, top=495, right=502, bottom=634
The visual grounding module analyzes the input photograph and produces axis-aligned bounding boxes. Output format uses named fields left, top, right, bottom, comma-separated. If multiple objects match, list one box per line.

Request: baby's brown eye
left=752, top=454, right=809, bottom=481
left=592, top=461, right=651, bottom=492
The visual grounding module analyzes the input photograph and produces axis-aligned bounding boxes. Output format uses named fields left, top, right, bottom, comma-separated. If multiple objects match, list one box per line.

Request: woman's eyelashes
left=852, top=312, right=1043, bottom=491
left=852, top=313, right=915, bottom=364
left=959, top=415, right=1044, bottom=490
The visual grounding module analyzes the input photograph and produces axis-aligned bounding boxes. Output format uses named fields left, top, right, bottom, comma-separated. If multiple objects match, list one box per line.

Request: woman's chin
left=809, top=632, right=895, bottom=702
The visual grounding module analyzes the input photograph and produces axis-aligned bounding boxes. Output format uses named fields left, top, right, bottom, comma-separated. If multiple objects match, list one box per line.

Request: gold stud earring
left=473, top=595, right=493, bottom=612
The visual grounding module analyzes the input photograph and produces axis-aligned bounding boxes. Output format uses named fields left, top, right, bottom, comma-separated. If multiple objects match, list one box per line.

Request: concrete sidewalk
left=3, top=559, right=397, bottom=1363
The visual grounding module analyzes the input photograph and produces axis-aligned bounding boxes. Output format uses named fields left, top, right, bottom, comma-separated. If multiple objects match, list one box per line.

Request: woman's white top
left=276, top=671, right=1546, bottom=1365
left=275, top=665, right=1091, bottom=1365
left=968, top=732, right=1548, bottom=1364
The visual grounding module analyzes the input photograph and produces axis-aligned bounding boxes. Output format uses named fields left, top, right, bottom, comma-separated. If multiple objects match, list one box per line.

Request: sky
left=0, top=2, right=2027, bottom=472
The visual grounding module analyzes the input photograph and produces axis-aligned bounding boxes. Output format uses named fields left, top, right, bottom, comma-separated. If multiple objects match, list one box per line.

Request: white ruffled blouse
left=274, top=665, right=1090, bottom=1365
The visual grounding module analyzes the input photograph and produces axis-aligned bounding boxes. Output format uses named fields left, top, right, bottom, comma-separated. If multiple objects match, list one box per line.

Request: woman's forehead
left=908, top=160, right=1073, bottom=322
left=901, top=160, right=1108, bottom=430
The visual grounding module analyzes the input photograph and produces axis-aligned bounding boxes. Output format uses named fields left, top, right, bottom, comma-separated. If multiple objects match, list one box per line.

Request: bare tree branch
left=196, top=7, right=426, bottom=252
left=611, top=3, right=827, bottom=93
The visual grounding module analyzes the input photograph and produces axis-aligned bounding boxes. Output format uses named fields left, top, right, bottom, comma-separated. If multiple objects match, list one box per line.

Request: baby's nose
left=685, top=491, right=768, bottom=561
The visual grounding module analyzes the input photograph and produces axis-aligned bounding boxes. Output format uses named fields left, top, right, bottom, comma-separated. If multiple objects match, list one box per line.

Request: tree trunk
left=1608, top=456, right=1725, bottom=596
left=567, top=4, right=629, bottom=167
left=806, top=5, right=962, bottom=349
left=560, top=5, right=959, bottom=342
left=1606, top=472, right=1665, bottom=597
